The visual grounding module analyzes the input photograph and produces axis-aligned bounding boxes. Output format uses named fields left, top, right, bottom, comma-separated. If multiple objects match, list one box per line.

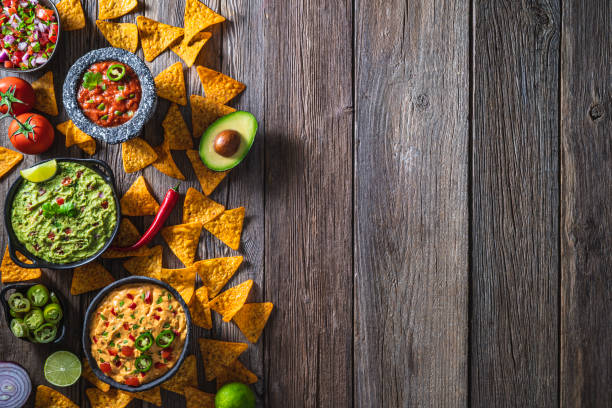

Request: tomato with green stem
left=8, top=113, right=54, bottom=154
left=0, top=77, right=35, bottom=115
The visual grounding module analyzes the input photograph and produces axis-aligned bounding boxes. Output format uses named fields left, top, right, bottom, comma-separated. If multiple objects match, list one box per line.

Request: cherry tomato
left=8, top=113, right=54, bottom=154
left=99, top=362, right=112, bottom=373
left=125, top=376, right=140, bottom=387
left=0, top=77, right=35, bottom=115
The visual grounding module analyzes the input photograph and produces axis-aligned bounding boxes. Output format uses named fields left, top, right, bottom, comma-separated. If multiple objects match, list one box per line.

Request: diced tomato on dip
left=77, top=61, right=141, bottom=127
left=0, top=0, right=57, bottom=70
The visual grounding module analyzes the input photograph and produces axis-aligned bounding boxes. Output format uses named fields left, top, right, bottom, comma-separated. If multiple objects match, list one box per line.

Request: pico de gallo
left=0, top=0, right=58, bottom=70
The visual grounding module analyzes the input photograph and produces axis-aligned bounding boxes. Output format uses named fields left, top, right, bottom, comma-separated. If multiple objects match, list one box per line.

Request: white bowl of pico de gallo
left=0, top=0, right=60, bottom=73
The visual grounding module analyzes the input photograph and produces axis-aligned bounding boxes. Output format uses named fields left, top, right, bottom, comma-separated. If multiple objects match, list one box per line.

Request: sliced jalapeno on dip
left=155, top=330, right=175, bottom=348
left=27, top=284, right=50, bottom=307
left=33, top=323, right=58, bottom=343
left=107, top=64, right=126, bottom=81
left=135, top=332, right=154, bottom=352
left=8, top=293, right=31, bottom=313
left=10, top=319, right=29, bottom=338
left=135, top=355, right=153, bottom=372
left=43, top=303, right=63, bottom=324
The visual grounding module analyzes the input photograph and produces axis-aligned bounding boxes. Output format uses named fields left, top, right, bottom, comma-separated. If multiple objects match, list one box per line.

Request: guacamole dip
left=11, top=162, right=117, bottom=264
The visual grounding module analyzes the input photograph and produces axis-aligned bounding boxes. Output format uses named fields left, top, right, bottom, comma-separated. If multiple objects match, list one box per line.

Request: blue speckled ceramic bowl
left=63, top=48, right=157, bottom=144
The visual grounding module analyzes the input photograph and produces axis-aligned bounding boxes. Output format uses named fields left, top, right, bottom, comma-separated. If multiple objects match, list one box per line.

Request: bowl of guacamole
left=4, top=158, right=120, bottom=269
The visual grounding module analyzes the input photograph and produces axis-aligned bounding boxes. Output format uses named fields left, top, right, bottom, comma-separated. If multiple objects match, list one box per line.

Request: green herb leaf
left=82, top=72, right=102, bottom=90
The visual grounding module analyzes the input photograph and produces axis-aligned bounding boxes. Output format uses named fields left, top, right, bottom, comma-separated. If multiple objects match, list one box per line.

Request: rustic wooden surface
left=0, top=0, right=609, bottom=407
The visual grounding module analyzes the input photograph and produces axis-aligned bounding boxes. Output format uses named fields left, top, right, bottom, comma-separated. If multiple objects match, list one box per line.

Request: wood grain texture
left=353, top=0, right=469, bottom=406
left=471, top=0, right=560, bottom=406
left=560, top=0, right=612, bottom=406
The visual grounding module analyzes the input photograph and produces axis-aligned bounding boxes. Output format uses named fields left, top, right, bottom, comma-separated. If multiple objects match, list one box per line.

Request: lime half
left=43, top=351, right=81, bottom=387
left=20, top=159, right=57, bottom=182
left=215, top=382, right=256, bottom=408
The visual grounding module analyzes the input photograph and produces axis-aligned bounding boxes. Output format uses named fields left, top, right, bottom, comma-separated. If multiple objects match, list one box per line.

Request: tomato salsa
left=77, top=61, right=141, bottom=127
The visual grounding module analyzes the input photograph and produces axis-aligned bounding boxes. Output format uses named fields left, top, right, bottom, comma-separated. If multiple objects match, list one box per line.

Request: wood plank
left=560, top=0, right=612, bottom=406
left=471, top=1, right=560, bottom=406
left=262, top=0, right=353, bottom=406
left=353, top=0, right=469, bottom=406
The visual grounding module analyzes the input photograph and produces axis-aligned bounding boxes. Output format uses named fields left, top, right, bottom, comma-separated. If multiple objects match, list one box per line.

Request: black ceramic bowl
left=62, top=47, right=157, bottom=144
left=0, top=282, right=66, bottom=344
left=82, top=276, right=192, bottom=392
left=0, top=0, right=61, bottom=74
left=3, top=158, right=121, bottom=270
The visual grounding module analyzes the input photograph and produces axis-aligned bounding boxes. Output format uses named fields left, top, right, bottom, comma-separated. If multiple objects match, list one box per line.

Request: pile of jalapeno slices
left=7, top=284, right=63, bottom=344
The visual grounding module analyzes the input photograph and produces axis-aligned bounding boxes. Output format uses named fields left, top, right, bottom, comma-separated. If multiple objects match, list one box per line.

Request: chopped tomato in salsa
left=77, top=61, right=141, bottom=127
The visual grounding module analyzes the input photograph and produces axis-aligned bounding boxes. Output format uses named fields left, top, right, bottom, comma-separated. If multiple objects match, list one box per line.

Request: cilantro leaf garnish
left=42, top=201, right=77, bottom=217
left=82, top=72, right=103, bottom=90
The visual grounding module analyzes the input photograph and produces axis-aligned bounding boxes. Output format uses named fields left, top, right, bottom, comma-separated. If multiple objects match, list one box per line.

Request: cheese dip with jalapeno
left=89, top=283, right=187, bottom=387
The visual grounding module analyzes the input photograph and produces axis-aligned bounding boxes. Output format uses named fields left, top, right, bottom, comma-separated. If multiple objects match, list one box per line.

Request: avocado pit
left=213, top=130, right=241, bottom=157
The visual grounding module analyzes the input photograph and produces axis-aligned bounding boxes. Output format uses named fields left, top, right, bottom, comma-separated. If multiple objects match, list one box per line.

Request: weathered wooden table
left=0, top=0, right=610, bottom=407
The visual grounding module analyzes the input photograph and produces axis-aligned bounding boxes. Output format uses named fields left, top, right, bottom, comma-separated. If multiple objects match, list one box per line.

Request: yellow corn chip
left=155, top=62, right=187, bottom=105
left=0, top=246, right=41, bottom=283
left=161, top=354, right=198, bottom=395
left=162, top=103, right=192, bottom=150
left=86, top=388, right=133, bottom=408
left=57, top=120, right=96, bottom=155
left=171, top=32, right=212, bottom=67
left=137, top=16, right=184, bottom=62
left=103, top=246, right=155, bottom=259
left=35, top=385, right=78, bottom=408
left=186, top=149, right=228, bottom=195
left=56, top=0, right=85, bottom=31
left=203, top=207, right=245, bottom=250
left=120, top=176, right=159, bottom=215
left=233, top=302, right=274, bottom=343
left=190, top=95, right=236, bottom=139
left=0, top=146, right=23, bottom=179
left=32, top=71, right=58, bottom=116
left=99, top=0, right=138, bottom=20
left=124, top=387, right=162, bottom=406
left=152, top=141, right=186, bottom=180
left=196, top=66, right=245, bottom=105
left=71, top=261, right=114, bottom=295
left=184, top=0, right=225, bottom=44
left=96, top=20, right=139, bottom=53
left=82, top=359, right=111, bottom=392
left=185, top=386, right=215, bottom=408
left=110, top=218, right=140, bottom=247
left=216, top=359, right=258, bottom=390
left=209, top=280, right=253, bottom=322
left=183, top=187, right=224, bottom=225
left=122, top=137, right=158, bottom=173
left=198, top=338, right=247, bottom=381
left=194, top=256, right=242, bottom=297
left=161, top=266, right=196, bottom=304
left=123, top=245, right=162, bottom=279
left=161, top=222, right=202, bottom=267
left=189, top=286, right=212, bottom=329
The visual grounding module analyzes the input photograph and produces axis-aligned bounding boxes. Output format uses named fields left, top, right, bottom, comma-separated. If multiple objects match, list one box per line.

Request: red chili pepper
left=153, top=315, right=160, bottom=321
left=108, top=348, right=117, bottom=356
left=111, top=184, right=180, bottom=251
left=129, top=302, right=137, bottom=310
left=121, top=346, right=134, bottom=357
left=93, top=336, right=98, bottom=344
left=110, top=308, right=117, bottom=316
left=128, top=334, right=135, bottom=341
left=144, top=291, right=152, bottom=304
left=123, top=322, right=130, bottom=330
left=127, top=293, right=134, bottom=300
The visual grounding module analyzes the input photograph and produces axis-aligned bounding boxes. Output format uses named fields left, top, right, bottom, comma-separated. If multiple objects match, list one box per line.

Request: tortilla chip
left=198, top=338, right=248, bottom=381
left=189, top=286, right=212, bottom=329
left=103, top=246, right=155, bottom=259
left=96, top=20, right=139, bottom=53
left=35, top=385, right=79, bottom=408
left=102, top=218, right=153, bottom=258
left=171, top=32, right=212, bottom=67
left=82, top=359, right=111, bottom=392
left=32, top=71, right=58, bottom=116
left=123, top=245, right=162, bottom=279
left=99, top=0, right=138, bottom=20
left=185, top=386, right=215, bottom=408
left=195, top=256, right=243, bottom=297
left=161, top=354, right=198, bottom=395
left=1, top=246, right=41, bottom=283
left=209, top=280, right=253, bottom=322
left=0, top=146, right=23, bottom=179
left=86, top=388, right=133, bottom=408
left=216, top=359, right=258, bottom=390
left=122, top=137, right=158, bottom=173
left=137, top=16, right=184, bottom=62
left=56, top=0, right=85, bottom=31
left=71, top=261, right=114, bottom=295
left=196, top=66, right=245, bottom=105
left=124, top=387, right=162, bottom=406
left=161, top=266, right=197, bottom=304
left=184, top=0, right=225, bottom=44
left=233, top=302, right=274, bottom=343
left=152, top=141, right=186, bottom=180
left=183, top=187, right=224, bottom=225
left=155, top=62, right=187, bottom=105
left=57, top=120, right=96, bottom=155
left=190, top=95, right=236, bottom=139
left=186, top=149, right=228, bottom=195
left=120, top=176, right=159, bottom=216
left=162, top=103, right=192, bottom=150
left=161, top=222, right=202, bottom=267
left=203, top=207, right=245, bottom=250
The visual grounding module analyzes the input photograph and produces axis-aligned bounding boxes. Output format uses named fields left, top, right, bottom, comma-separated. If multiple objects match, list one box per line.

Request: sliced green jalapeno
left=43, top=303, right=63, bottom=324
left=9, top=309, right=24, bottom=319
left=134, top=355, right=152, bottom=372
left=135, top=332, right=154, bottom=352
left=50, top=292, right=60, bottom=305
left=107, top=64, right=126, bottom=81
left=26, top=284, right=49, bottom=307
left=8, top=293, right=30, bottom=313
left=33, top=323, right=57, bottom=343
left=10, top=318, right=29, bottom=338
left=155, top=330, right=175, bottom=348
left=24, top=308, right=44, bottom=331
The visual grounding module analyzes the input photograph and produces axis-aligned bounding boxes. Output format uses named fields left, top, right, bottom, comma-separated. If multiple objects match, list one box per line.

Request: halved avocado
left=198, top=111, right=257, bottom=171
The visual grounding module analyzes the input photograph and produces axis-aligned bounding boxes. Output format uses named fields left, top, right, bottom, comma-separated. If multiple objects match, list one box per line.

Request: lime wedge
left=20, top=159, right=57, bottom=182
left=43, top=351, right=81, bottom=387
